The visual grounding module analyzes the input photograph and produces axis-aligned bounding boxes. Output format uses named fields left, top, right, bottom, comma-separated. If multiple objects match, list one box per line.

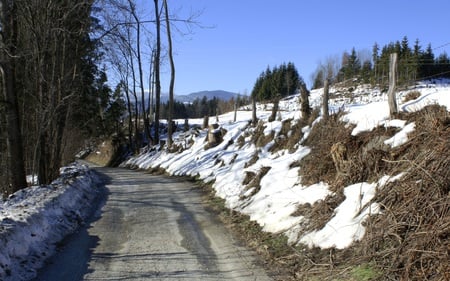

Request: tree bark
left=128, top=0, right=152, bottom=145
left=153, top=0, right=161, bottom=145
left=388, top=53, right=398, bottom=116
left=148, top=49, right=155, bottom=124
left=1, top=0, right=28, bottom=193
left=252, top=96, right=257, bottom=126
left=164, top=0, right=175, bottom=147
left=300, top=83, right=311, bottom=120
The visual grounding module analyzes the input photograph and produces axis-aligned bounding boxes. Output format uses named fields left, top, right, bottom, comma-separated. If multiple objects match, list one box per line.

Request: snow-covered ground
left=0, top=80, right=449, bottom=281
left=123, top=80, right=450, bottom=249
left=0, top=163, right=101, bottom=281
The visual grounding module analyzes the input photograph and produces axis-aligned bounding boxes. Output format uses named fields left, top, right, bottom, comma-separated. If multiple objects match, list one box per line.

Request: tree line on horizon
left=159, top=95, right=251, bottom=120
left=312, top=36, right=450, bottom=89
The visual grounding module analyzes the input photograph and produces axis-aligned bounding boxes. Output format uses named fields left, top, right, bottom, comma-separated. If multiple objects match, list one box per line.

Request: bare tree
left=100, top=0, right=202, bottom=148
left=153, top=0, right=162, bottom=145
left=312, top=54, right=341, bottom=88
left=0, top=0, right=27, bottom=193
left=101, top=0, right=150, bottom=151
left=163, top=0, right=175, bottom=147
left=0, top=0, right=100, bottom=189
left=126, top=0, right=152, bottom=144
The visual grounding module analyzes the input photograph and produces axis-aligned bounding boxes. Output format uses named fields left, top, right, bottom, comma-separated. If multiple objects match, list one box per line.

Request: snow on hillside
left=0, top=163, right=101, bottom=281
left=123, top=80, right=450, bottom=249
left=0, top=80, right=448, bottom=280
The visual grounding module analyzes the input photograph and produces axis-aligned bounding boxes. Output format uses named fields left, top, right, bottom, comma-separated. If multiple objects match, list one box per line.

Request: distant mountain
left=139, top=90, right=242, bottom=106
left=174, top=90, right=240, bottom=103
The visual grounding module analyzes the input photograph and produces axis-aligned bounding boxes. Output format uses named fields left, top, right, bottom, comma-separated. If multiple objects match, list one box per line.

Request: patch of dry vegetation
left=251, top=120, right=275, bottom=148
left=241, top=166, right=271, bottom=199
left=299, top=111, right=399, bottom=192
left=85, top=139, right=119, bottom=166
left=293, top=190, right=345, bottom=233
left=402, top=90, right=421, bottom=103
left=295, top=105, right=449, bottom=280
left=360, top=105, right=450, bottom=281
left=269, top=118, right=309, bottom=153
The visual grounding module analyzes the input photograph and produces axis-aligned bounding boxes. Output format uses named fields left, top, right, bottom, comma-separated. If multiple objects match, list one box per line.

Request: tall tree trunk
left=148, top=49, right=155, bottom=124
left=1, top=0, right=27, bottom=193
left=153, top=0, right=161, bottom=145
left=164, top=0, right=175, bottom=147
left=127, top=29, right=140, bottom=151
left=129, top=0, right=152, bottom=145
left=124, top=81, right=134, bottom=151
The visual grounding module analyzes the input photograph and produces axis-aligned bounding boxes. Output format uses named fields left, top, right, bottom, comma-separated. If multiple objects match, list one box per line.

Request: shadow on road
left=32, top=169, right=111, bottom=281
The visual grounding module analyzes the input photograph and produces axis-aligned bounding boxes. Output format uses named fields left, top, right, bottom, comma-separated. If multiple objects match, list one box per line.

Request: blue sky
left=136, top=0, right=450, bottom=95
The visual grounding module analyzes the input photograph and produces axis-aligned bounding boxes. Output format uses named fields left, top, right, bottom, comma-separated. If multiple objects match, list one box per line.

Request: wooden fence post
left=388, top=53, right=398, bottom=116
left=323, top=79, right=330, bottom=120
left=252, top=96, right=257, bottom=126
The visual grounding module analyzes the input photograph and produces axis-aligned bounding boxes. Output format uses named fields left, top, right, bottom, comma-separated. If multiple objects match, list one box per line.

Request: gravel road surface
left=34, top=166, right=272, bottom=281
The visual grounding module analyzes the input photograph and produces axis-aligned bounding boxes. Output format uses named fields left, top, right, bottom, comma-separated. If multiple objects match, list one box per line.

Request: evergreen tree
left=372, top=42, right=380, bottom=84
left=420, top=44, right=435, bottom=78
left=105, top=83, right=127, bottom=135
left=312, top=69, right=325, bottom=89
left=251, top=62, right=303, bottom=102
left=338, top=48, right=361, bottom=81
left=411, top=39, right=421, bottom=81
left=435, top=53, right=450, bottom=78
left=361, top=60, right=373, bottom=83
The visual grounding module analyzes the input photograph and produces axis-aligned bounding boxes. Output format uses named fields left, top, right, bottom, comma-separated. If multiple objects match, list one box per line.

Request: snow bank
left=0, top=163, right=101, bottom=281
left=123, top=81, right=450, bottom=251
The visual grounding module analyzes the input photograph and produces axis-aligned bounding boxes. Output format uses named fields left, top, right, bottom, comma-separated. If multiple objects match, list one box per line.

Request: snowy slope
left=123, top=80, right=450, bottom=249
left=0, top=80, right=448, bottom=281
left=0, top=163, right=101, bottom=281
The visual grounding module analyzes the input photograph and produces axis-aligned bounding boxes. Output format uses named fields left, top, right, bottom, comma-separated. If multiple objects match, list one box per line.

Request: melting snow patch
left=299, top=174, right=403, bottom=249
left=384, top=122, right=416, bottom=147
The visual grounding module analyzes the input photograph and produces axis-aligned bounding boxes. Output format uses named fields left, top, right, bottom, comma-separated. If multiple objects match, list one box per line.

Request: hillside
left=122, top=80, right=450, bottom=280
left=154, top=90, right=240, bottom=104
left=175, top=90, right=240, bottom=103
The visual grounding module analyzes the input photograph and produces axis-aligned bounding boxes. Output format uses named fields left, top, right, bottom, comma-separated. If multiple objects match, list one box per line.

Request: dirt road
left=34, top=166, right=272, bottom=281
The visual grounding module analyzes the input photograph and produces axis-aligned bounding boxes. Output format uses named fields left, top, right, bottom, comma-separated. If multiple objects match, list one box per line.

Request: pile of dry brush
left=297, top=105, right=449, bottom=280
left=363, top=105, right=449, bottom=281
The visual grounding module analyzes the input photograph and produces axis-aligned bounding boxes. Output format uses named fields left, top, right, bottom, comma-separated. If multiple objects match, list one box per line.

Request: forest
left=0, top=0, right=185, bottom=196
left=312, top=36, right=450, bottom=89
left=0, top=0, right=110, bottom=196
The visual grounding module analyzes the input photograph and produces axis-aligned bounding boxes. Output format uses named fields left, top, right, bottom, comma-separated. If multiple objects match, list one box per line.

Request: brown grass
left=360, top=105, right=450, bottom=281
left=299, top=111, right=399, bottom=192
left=241, top=166, right=271, bottom=199
left=269, top=118, right=309, bottom=153
left=251, top=121, right=275, bottom=148
left=293, top=190, right=345, bottom=233
left=403, top=90, right=421, bottom=103
left=294, top=105, right=449, bottom=280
